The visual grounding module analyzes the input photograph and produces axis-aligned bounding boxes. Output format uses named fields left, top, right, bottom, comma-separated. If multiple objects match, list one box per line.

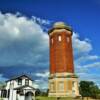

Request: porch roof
left=14, top=85, right=35, bottom=90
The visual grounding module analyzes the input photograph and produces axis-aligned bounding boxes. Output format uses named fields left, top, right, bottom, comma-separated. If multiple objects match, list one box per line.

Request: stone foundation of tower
left=48, top=73, right=80, bottom=97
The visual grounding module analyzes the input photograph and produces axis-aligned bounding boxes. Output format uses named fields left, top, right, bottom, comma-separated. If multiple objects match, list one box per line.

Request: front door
left=25, top=92, right=33, bottom=100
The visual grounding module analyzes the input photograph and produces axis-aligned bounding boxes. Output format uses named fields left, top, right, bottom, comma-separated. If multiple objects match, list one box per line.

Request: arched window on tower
left=58, top=35, right=61, bottom=42
left=51, top=38, right=53, bottom=44
left=67, top=37, right=70, bottom=43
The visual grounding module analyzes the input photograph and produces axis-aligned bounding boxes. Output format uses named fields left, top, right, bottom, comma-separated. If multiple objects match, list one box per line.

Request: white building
left=0, top=74, right=36, bottom=100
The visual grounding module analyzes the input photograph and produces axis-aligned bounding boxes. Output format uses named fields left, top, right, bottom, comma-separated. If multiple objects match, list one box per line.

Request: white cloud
left=0, top=74, right=8, bottom=82
left=72, top=33, right=100, bottom=86
left=83, top=62, right=100, bottom=68
left=33, top=83, right=39, bottom=89
left=75, top=55, right=99, bottom=65
left=0, top=11, right=100, bottom=89
left=72, top=32, right=92, bottom=54
left=35, top=71, right=49, bottom=78
left=0, top=12, right=49, bottom=66
left=32, top=16, right=51, bottom=25
left=0, top=12, right=48, bottom=40
left=33, top=79, right=48, bottom=89
left=0, top=12, right=50, bottom=89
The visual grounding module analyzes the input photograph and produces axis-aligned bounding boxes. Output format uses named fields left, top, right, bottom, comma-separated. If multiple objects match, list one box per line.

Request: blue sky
left=0, top=0, right=100, bottom=89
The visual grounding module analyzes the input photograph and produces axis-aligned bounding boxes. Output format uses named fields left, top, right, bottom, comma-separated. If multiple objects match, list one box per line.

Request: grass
left=0, top=98, right=3, bottom=100
left=35, top=96, right=80, bottom=100
left=0, top=97, right=76, bottom=100
left=35, top=96, right=99, bottom=100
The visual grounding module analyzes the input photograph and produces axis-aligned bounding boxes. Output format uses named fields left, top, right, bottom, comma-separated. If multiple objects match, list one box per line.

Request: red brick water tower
left=48, top=22, right=79, bottom=97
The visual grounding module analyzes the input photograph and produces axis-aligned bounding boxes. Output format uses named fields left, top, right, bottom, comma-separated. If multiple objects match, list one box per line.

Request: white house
left=0, top=74, right=36, bottom=100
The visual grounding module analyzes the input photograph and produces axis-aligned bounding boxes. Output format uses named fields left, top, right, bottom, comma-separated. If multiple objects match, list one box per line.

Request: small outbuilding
left=0, top=74, right=36, bottom=100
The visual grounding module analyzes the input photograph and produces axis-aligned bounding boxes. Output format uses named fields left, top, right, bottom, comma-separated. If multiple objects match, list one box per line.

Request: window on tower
left=58, top=81, right=64, bottom=91
left=58, top=35, right=61, bottom=41
left=72, top=81, right=75, bottom=87
left=51, top=38, right=53, bottom=44
left=67, top=37, right=70, bottom=42
left=50, top=82, right=54, bottom=91
left=72, top=90, right=75, bottom=95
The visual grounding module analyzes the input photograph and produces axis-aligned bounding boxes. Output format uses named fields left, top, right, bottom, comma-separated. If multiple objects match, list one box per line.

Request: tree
left=0, top=81, right=6, bottom=89
left=90, top=85, right=100, bottom=99
left=35, top=89, right=49, bottom=97
left=35, top=89, right=41, bottom=96
left=79, top=81, right=100, bottom=100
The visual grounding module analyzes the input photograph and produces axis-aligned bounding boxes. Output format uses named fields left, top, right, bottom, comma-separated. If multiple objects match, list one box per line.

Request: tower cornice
left=49, top=28, right=72, bottom=36
left=48, top=22, right=73, bottom=35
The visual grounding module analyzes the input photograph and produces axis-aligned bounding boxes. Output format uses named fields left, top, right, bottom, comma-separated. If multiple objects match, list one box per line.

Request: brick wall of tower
left=49, top=30, right=74, bottom=74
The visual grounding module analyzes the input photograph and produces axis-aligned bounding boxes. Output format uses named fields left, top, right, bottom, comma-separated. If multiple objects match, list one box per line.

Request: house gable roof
left=6, top=74, right=33, bottom=82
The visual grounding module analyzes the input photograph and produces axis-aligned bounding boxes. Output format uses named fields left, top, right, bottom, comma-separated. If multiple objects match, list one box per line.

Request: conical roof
left=48, top=22, right=72, bottom=34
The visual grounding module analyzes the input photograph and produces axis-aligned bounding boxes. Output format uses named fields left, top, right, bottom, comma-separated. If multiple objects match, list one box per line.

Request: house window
left=25, top=79, right=29, bottom=85
left=58, top=82, right=64, bottom=91
left=3, top=90, right=7, bottom=98
left=1, top=90, right=7, bottom=98
left=1, top=90, right=3, bottom=98
left=18, top=79, right=22, bottom=85
left=10, top=81, right=14, bottom=88
left=7, top=89, right=10, bottom=98
left=58, top=35, right=61, bottom=41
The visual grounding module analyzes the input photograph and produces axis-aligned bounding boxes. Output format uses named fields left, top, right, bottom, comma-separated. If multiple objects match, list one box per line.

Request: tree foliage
left=79, top=81, right=100, bottom=99
left=35, top=89, right=41, bottom=96
left=35, top=89, right=48, bottom=96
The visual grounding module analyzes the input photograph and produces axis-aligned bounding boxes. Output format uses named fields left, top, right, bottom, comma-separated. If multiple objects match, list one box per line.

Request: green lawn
left=35, top=96, right=80, bottom=100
